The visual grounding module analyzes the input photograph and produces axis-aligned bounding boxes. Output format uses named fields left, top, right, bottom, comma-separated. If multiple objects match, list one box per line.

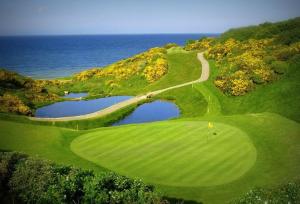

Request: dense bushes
left=0, top=69, right=65, bottom=115
left=0, top=151, right=164, bottom=204
left=0, top=94, right=32, bottom=115
left=163, top=43, right=178, bottom=49
left=73, top=47, right=168, bottom=83
left=204, top=38, right=277, bottom=95
left=219, top=17, right=300, bottom=44
left=184, top=37, right=214, bottom=51
left=143, top=58, right=168, bottom=82
left=0, top=69, right=27, bottom=89
left=232, top=180, right=300, bottom=204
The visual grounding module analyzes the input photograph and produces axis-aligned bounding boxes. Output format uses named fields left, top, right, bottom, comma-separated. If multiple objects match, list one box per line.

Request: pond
left=63, top=92, right=88, bottom=98
left=35, top=96, right=132, bottom=118
left=113, top=100, right=180, bottom=126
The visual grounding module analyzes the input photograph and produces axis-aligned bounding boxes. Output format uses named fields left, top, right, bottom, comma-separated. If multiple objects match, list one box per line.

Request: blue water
left=113, top=100, right=180, bottom=126
left=35, top=96, right=132, bottom=118
left=63, top=92, right=88, bottom=98
left=0, top=34, right=218, bottom=78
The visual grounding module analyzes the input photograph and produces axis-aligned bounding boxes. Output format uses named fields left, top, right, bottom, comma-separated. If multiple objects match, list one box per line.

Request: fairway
left=71, top=121, right=256, bottom=187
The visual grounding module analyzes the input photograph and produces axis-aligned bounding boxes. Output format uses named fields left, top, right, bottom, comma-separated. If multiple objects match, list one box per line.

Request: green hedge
left=0, top=151, right=165, bottom=204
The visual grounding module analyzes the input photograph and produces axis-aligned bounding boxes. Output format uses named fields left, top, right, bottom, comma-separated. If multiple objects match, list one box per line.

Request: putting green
left=71, top=121, right=256, bottom=187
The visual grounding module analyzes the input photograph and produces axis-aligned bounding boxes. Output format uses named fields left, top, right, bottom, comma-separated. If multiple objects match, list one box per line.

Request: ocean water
left=0, top=34, right=217, bottom=78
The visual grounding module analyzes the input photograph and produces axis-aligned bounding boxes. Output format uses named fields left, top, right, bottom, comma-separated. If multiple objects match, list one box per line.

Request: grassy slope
left=143, top=52, right=201, bottom=92
left=152, top=50, right=208, bottom=118
left=114, top=51, right=201, bottom=95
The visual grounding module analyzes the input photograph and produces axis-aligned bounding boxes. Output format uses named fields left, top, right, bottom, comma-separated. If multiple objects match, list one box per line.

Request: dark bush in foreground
left=0, top=151, right=165, bottom=204
left=231, top=180, right=300, bottom=204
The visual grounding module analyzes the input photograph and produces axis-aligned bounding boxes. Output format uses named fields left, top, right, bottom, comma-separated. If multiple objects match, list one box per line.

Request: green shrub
left=220, top=17, right=300, bottom=43
left=271, top=61, right=289, bottom=74
left=83, top=173, right=160, bottom=204
left=251, top=74, right=265, bottom=84
left=0, top=151, right=164, bottom=204
left=263, top=55, right=276, bottom=64
left=8, top=157, right=65, bottom=203
left=164, top=43, right=178, bottom=49
left=185, top=39, right=196, bottom=45
left=0, top=152, right=27, bottom=199
left=231, top=180, right=300, bottom=204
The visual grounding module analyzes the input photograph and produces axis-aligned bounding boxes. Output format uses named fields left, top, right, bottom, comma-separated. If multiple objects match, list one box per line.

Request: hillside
left=184, top=17, right=300, bottom=121
left=219, top=17, right=300, bottom=44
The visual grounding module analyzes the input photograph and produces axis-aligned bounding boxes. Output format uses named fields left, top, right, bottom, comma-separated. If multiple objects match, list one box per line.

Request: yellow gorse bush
left=143, top=58, right=168, bottom=82
left=184, top=38, right=214, bottom=51
left=207, top=38, right=239, bottom=62
left=200, top=37, right=292, bottom=96
left=253, top=68, right=274, bottom=82
left=274, top=42, right=300, bottom=60
left=230, top=51, right=266, bottom=70
left=73, top=47, right=168, bottom=83
left=240, top=38, right=274, bottom=52
left=0, top=69, right=61, bottom=112
left=0, top=94, right=32, bottom=115
left=230, top=78, right=253, bottom=96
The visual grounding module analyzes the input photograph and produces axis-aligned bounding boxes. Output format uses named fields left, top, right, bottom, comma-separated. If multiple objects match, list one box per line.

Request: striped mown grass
left=71, top=121, right=256, bottom=187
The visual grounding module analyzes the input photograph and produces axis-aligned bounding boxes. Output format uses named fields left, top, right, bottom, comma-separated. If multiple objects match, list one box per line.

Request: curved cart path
left=30, top=52, right=209, bottom=122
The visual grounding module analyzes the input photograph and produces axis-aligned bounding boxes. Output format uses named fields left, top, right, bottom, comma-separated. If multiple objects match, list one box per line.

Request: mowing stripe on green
left=71, top=121, right=256, bottom=187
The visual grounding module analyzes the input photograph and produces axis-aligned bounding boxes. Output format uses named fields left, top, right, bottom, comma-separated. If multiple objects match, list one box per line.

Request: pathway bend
left=30, top=52, right=209, bottom=122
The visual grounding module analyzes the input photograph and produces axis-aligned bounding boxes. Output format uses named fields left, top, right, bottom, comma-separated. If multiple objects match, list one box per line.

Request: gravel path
left=30, top=52, right=209, bottom=122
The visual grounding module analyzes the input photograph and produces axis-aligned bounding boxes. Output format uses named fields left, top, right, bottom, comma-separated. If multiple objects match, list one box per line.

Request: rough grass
left=0, top=120, right=104, bottom=172
left=71, top=121, right=256, bottom=187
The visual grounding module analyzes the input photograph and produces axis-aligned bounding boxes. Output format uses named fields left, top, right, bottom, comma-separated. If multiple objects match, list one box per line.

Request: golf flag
left=208, top=122, right=213, bottom=129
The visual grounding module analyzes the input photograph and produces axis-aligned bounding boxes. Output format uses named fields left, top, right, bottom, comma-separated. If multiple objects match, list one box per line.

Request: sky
left=0, top=0, right=300, bottom=36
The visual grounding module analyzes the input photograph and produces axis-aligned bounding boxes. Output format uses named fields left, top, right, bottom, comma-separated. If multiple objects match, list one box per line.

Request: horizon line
left=0, top=33, right=221, bottom=37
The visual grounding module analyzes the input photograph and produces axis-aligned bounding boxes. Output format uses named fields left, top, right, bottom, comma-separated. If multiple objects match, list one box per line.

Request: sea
left=0, top=34, right=218, bottom=78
